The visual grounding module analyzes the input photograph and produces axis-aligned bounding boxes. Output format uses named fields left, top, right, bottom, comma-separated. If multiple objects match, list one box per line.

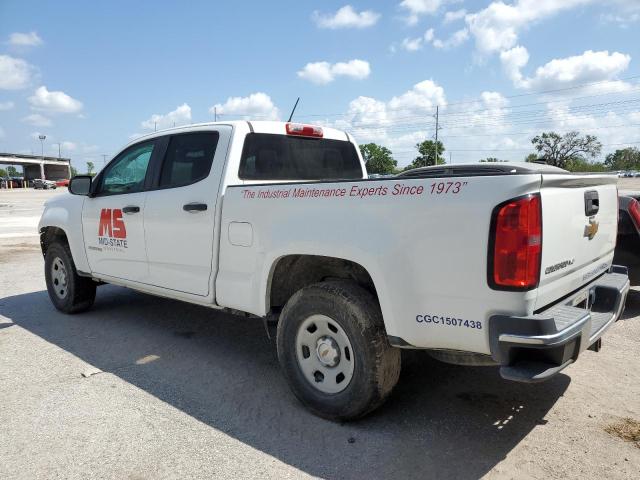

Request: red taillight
left=286, top=123, right=323, bottom=138
left=630, top=198, right=640, bottom=229
left=490, top=194, right=542, bottom=290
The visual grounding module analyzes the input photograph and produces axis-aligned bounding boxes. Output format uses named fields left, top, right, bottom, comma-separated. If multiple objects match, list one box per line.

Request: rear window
left=239, top=133, right=363, bottom=181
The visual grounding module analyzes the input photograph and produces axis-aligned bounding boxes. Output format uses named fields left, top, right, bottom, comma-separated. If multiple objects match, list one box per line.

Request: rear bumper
left=488, top=265, right=630, bottom=383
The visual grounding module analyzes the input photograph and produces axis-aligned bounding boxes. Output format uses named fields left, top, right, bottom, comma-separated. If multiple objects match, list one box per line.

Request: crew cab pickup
left=39, top=121, right=630, bottom=420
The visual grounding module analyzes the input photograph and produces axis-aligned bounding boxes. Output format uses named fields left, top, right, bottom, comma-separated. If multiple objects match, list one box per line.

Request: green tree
left=359, top=143, right=397, bottom=175
left=86, top=161, right=95, bottom=175
left=7, top=166, right=20, bottom=177
left=405, top=140, right=445, bottom=170
left=0, top=167, right=7, bottom=177
left=604, top=147, right=640, bottom=171
left=565, top=158, right=608, bottom=172
left=531, top=131, right=602, bottom=169
left=70, top=165, right=78, bottom=177
left=525, top=153, right=539, bottom=163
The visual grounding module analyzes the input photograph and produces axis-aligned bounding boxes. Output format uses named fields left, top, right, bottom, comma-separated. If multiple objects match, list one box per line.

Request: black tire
left=45, top=242, right=96, bottom=313
left=276, top=281, right=401, bottom=421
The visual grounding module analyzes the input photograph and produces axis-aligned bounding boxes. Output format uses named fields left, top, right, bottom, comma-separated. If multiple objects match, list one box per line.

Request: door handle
left=183, top=202, right=208, bottom=212
left=123, top=205, right=140, bottom=214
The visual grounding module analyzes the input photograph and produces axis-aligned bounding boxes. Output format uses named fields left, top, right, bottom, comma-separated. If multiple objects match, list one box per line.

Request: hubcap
left=50, top=257, right=68, bottom=299
left=316, top=336, right=340, bottom=367
left=295, top=314, right=355, bottom=394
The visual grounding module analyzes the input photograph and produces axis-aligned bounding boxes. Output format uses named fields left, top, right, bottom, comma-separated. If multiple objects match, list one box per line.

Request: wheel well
left=40, top=226, right=69, bottom=257
left=269, top=255, right=378, bottom=310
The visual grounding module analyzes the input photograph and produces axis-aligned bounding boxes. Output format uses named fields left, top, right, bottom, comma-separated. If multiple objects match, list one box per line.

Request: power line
left=391, top=140, right=640, bottom=154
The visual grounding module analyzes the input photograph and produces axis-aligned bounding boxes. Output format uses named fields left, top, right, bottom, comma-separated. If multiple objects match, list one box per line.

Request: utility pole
left=39, top=135, right=46, bottom=160
left=449, top=151, right=452, bottom=164
left=433, top=105, right=439, bottom=166
left=214, top=107, right=217, bottom=122
left=38, top=134, right=46, bottom=180
left=53, top=142, right=61, bottom=158
left=154, top=121, right=157, bottom=132
left=101, top=154, right=108, bottom=167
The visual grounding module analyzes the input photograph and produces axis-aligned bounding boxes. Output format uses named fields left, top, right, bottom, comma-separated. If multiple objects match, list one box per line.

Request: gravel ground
left=0, top=186, right=639, bottom=480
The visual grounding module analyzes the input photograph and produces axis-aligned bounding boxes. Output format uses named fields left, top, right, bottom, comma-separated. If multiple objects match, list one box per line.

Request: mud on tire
left=276, top=281, right=401, bottom=421
left=45, top=242, right=96, bottom=314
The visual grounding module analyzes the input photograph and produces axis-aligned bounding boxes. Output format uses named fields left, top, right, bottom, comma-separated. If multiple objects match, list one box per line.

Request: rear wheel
left=45, top=242, right=96, bottom=313
left=276, top=281, right=401, bottom=421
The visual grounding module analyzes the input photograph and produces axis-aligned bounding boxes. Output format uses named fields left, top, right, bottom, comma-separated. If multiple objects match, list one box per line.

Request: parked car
left=2, top=176, right=27, bottom=188
left=33, top=179, right=58, bottom=190
left=615, top=192, right=640, bottom=285
left=55, top=179, right=70, bottom=187
left=38, top=121, right=629, bottom=420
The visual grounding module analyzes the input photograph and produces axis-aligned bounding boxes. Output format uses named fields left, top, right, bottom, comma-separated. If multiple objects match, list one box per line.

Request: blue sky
left=1, top=0, right=639, bottom=170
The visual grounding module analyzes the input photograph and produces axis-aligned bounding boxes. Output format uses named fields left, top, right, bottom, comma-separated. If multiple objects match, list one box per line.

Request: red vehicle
left=55, top=179, right=70, bottom=187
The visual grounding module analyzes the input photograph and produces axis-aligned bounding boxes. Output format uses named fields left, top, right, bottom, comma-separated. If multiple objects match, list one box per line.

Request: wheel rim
left=295, top=314, right=355, bottom=394
left=50, top=257, right=69, bottom=299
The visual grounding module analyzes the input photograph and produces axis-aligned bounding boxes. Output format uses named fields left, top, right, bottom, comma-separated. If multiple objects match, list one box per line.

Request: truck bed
left=216, top=169, right=618, bottom=356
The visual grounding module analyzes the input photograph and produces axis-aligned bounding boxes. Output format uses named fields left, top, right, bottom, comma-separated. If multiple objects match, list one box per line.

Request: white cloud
left=22, top=113, right=52, bottom=127
left=424, top=28, right=435, bottom=42
left=388, top=79, right=446, bottom=112
left=0, top=101, right=14, bottom=111
left=0, top=55, right=35, bottom=90
left=501, top=48, right=631, bottom=90
left=297, top=59, right=371, bottom=85
left=8, top=31, right=43, bottom=47
left=432, top=28, right=469, bottom=49
left=601, top=1, right=640, bottom=26
left=401, top=27, right=468, bottom=51
left=401, top=37, right=424, bottom=51
left=141, top=103, right=191, bottom=130
left=443, top=9, right=466, bottom=24
left=211, top=92, right=279, bottom=120
left=28, top=86, right=83, bottom=113
left=526, top=50, right=630, bottom=90
left=313, top=5, right=380, bottom=29
left=465, top=0, right=591, bottom=55
left=326, top=79, right=447, bottom=157
left=400, top=0, right=444, bottom=25
left=601, top=12, right=640, bottom=26
left=500, top=45, right=530, bottom=87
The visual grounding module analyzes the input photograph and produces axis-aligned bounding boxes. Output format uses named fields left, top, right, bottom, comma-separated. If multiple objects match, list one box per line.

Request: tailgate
left=535, top=174, right=619, bottom=310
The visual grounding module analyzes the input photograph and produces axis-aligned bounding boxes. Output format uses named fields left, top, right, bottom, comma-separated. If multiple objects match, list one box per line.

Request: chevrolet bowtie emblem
left=584, top=218, right=599, bottom=240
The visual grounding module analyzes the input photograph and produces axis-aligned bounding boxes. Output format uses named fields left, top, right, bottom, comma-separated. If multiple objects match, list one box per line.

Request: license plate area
left=572, top=289, right=591, bottom=310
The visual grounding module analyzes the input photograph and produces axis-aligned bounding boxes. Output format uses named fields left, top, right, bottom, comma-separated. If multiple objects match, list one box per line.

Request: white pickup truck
left=39, top=121, right=630, bottom=420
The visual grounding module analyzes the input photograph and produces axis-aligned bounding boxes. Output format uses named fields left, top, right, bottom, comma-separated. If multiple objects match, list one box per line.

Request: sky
left=0, top=0, right=639, bottom=171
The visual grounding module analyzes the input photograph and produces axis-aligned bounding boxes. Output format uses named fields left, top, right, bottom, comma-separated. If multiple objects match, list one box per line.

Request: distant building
left=0, top=152, right=71, bottom=180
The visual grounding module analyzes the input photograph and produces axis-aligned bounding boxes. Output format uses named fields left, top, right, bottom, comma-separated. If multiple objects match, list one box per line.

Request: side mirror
left=68, top=175, right=92, bottom=196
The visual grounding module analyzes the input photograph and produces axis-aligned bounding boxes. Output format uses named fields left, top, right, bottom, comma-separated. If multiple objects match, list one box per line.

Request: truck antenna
left=287, top=97, right=300, bottom=122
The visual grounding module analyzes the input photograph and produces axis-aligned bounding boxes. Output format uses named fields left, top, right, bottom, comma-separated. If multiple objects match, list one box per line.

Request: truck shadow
left=621, top=287, right=640, bottom=320
left=2, top=286, right=570, bottom=479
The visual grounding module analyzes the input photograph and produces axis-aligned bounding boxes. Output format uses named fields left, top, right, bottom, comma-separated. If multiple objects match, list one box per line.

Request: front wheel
left=276, top=281, right=401, bottom=421
left=45, top=242, right=96, bottom=313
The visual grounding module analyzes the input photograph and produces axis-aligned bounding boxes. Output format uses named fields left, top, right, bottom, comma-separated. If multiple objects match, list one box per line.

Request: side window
left=159, top=132, right=219, bottom=188
left=99, top=141, right=154, bottom=195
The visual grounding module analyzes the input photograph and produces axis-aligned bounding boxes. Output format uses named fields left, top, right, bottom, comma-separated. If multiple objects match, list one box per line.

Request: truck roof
left=126, top=121, right=350, bottom=148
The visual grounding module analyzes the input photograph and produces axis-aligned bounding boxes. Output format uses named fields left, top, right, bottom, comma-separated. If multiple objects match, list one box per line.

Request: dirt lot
left=0, top=186, right=639, bottom=479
